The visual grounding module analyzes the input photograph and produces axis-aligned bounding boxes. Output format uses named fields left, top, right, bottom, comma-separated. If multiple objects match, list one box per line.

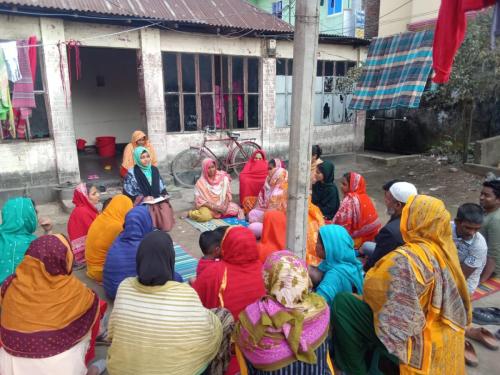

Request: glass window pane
left=314, top=93, right=323, bottom=125
left=248, top=95, right=259, bottom=128
left=183, top=94, right=197, bottom=131
left=231, top=95, right=244, bottom=129
left=34, top=49, right=44, bottom=91
left=201, top=95, right=214, bottom=129
left=324, top=77, right=334, bottom=93
left=248, top=58, right=259, bottom=93
left=215, top=88, right=226, bottom=129
left=276, top=94, right=287, bottom=127
left=323, top=95, right=334, bottom=124
left=222, top=56, right=229, bottom=93
left=276, top=58, right=286, bottom=76
left=199, top=54, right=212, bottom=93
left=29, top=94, right=50, bottom=138
left=232, top=57, right=244, bottom=94
left=325, top=61, right=334, bottom=76
left=314, top=76, right=323, bottom=93
left=163, top=53, right=178, bottom=92
left=214, top=55, right=221, bottom=88
left=335, top=61, right=346, bottom=76
left=287, top=60, right=293, bottom=76
left=181, top=54, right=196, bottom=92
left=276, top=75, right=286, bottom=94
left=286, top=94, right=292, bottom=126
left=347, top=61, right=356, bottom=71
left=165, top=95, right=180, bottom=132
left=316, top=61, right=323, bottom=77
left=332, top=94, right=344, bottom=122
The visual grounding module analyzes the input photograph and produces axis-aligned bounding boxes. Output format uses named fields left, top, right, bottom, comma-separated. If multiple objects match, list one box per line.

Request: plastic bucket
left=95, top=136, right=116, bottom=157
left=76, top=138, right=87, bottom=151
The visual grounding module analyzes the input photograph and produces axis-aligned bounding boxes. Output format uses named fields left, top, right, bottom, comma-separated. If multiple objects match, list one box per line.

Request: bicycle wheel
left=171, top=148, right=209, bottom=188
left=231, top=141, right=261, bottom=175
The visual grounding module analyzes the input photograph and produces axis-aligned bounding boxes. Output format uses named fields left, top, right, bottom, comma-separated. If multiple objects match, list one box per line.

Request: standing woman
left=0, top=197, right=37, bottom=284
left=239, top=150, right=268, bottom=214
left=312, top=160, right=340, bottom=221
left=121, top=130, right=157, bottom=178
left=333, top=172, right=381, bottom=248
left=189, top=158, right=243, bottom=222
left=67, top=183, right=100, bottom=266
left=248, top=159, right=288, bottom=223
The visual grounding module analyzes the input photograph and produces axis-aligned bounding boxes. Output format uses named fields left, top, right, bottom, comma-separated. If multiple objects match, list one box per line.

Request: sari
left=85, top=194, right=133, bottom=282
left=67, top=184, right=99, bottom=265
left=0, top=197, right=37, bottom=284
left=121, top=130, right=157, bottom=177
left=193, top=226, right=266, bottom=319
left=239, top=150, right=268, bottom=214
left=316, top=225, right=364, bottom=307
left=363, top=195, right=471, bottom=374
left=0, top=235, right=101, bottom=374
left=107, top=231, right=223, bottom=375
left=234, top=251, right=331, bottom=373
left=190, top=158, right=241, bottom=221
left=103, top=205, right=153, bottom=300
left=333, top=172, right=381, bottom=248
left=312, top=160, right=340, bottom=220
left=248, top=159, right=288, bottom=223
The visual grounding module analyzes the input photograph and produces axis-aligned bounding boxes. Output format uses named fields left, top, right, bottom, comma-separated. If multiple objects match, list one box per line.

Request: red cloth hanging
left=433, top=0, right=495, bottom=83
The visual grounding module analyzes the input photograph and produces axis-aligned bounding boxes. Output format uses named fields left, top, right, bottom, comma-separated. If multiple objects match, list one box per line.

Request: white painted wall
left=72, top=47, right=143, bottom=145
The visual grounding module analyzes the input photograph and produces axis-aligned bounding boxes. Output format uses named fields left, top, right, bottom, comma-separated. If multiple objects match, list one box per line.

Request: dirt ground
left=37, top=155, right=497, bottom=374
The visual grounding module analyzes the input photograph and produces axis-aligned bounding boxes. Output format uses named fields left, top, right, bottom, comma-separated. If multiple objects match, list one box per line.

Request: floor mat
left=174, top=242, right=199, bottom=281
left=183, top=217, right=249, bottom=232
left=471, top=277, right=500, bottom=301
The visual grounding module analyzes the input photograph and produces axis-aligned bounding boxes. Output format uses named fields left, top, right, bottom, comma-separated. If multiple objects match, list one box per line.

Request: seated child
left=195, top=226, right=229, bottom=277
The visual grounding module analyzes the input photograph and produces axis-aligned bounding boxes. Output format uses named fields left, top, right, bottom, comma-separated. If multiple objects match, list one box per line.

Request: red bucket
left=76, top=138, right=87, bottom=151
left=95, top=136, right=116, bottom=157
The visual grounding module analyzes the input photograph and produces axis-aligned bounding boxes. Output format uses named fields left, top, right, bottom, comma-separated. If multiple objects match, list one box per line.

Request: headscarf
left=239, top=150, right=268, bottom=209
left=0, top=197, right=37, bottom=284
left=202, top=158, right=226, bottom=186
left=194, top=159, right=232, bottom=218
left=86, top=194, right=133, bottom=282
left=121, top=130, right=157, bottom=171
left=257, top=158, right=288, bottom=211
left=235, top=251, right=330, bottom=371
left=67, top=183, right=99, bottom=263
left=316, top=225, right=364, bottom=306
left=333, top=172, right=381, bottom=247
left=103, top=205, right=153, bottom=299
left=312, top=160, right=340, bottom=220
left=257, top=210, right=286, bottom=263
left=193, top=226, right=266, bottom=318
left=0, top=234, right=99, bottom=358
left=136, top=231, right=175, bottom=286
left=133, top=146, right=153, bottom=185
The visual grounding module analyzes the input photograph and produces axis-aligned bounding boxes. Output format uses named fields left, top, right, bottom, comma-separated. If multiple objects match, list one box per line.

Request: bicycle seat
left=227, top=131, right=240, bottom=139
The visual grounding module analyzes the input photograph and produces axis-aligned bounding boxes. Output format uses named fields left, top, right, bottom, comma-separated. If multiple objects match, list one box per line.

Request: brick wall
left=365, top=0, right=380, bottom=39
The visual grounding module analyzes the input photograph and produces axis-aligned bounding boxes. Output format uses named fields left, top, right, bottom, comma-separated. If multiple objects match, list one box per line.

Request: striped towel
left=174, top=242, right=199, bottom=281
left=349, top=30, right=434, bottom=110
left=12, top=39, right=35, bottom=116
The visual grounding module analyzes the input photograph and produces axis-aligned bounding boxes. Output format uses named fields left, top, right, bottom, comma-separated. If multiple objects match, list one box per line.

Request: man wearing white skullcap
left=362, top=180, right=418, bottom=271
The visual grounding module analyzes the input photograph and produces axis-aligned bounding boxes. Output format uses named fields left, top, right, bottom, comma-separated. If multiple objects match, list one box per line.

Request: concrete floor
left=32, top=154, right=500, bottom=374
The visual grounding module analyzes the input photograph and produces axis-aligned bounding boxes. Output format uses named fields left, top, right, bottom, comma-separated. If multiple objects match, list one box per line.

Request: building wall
left=378, top=0, right=441, bottom=36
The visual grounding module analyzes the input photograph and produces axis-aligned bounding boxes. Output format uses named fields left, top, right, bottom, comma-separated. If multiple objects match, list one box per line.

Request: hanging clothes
left=0, top=41, right=21, bottom=82
left=0, top=49, right=15, bottom=138
left=12, top=39, right=36, bottom=120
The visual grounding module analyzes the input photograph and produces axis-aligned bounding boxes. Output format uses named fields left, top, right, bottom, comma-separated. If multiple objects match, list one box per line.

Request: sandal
left=465, top=340, right=479, bottom=367
left=467, top=327, right=499, bottom=350
left=472, top=308, right=500, bottom=325
left=496, top=329, right=500, bottom=341
left=484, top=307, right=500, bottom=318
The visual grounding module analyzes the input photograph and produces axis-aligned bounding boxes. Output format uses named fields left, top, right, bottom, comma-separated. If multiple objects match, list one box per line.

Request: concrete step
left=356, top=152, right=422, bottom=167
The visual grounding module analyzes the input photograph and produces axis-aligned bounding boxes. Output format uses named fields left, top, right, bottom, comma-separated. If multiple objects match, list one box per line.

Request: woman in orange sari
left=248, top=159, right=288, bottom=223
left=239, top=150, right=268, bottom=214
left=333, top=172, right=381, bottom=248
left=121, top=130, right=157, bottom=177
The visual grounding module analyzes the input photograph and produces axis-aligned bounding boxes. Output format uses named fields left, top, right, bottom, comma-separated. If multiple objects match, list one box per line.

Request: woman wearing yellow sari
left=332, top=195, right=471, bottom=375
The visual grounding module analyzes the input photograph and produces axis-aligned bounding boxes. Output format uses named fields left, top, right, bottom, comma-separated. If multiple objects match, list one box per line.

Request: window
left=163, top=53, right=260, bottom=132
left=1, top=48, right=49, bottom=141
left=276, top=58, right=356, bottom=127
left=272, top=1, right=283, bottom=19
left=327, top=0, right=343, bottom=15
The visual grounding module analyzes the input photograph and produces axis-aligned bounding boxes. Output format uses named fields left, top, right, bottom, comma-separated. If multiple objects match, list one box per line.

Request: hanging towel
left=0, top=41, right=22, bottom=82
left=28, top=36, right=38, bottom=86
left=0, top=49, right=15, bottom=138
left=12, top=39, right=36, bottom=119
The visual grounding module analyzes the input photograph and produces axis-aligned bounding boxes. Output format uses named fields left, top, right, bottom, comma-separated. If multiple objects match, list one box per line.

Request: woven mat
left=174, top=242, right=199, bottom=281
left=471, top=277, right=500, bottom=301
left=183, top=217, right=249, bottom=233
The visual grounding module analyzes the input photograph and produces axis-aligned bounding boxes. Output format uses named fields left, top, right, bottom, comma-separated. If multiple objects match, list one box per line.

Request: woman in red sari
left=67, top=183, right=100, bottom=266
left=239, top=150, right=268, bottom=214
left=333, top=172, right=381, bottom=248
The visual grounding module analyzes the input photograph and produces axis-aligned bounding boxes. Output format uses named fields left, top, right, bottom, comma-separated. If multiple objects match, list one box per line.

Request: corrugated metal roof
left=0, top=0, right=294, bottom=32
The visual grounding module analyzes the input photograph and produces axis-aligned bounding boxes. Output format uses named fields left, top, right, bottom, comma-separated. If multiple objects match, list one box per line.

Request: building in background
left=248, top=0, right=366, bottom=38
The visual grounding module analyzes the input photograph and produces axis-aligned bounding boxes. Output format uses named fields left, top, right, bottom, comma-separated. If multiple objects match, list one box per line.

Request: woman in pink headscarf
left=188, top=158, right=243, bottom=222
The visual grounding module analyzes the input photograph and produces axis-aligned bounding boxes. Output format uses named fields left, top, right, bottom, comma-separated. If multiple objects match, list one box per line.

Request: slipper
left=467, top=327, right=499, bottom=350
left=465, top=340, right=479, bottom=367
left=484, top=307, right=500, bottom=318
left=473, top=308, right=500, bottom=325
left=496, top=329, right=500, bottom=341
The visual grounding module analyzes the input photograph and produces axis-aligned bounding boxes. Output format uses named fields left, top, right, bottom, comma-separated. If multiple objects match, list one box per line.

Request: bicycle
left=171, top=127, right=261, bottom=187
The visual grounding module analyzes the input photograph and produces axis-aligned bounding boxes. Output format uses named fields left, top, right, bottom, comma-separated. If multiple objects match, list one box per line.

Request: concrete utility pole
left=286, top=0, right=320, bottom=258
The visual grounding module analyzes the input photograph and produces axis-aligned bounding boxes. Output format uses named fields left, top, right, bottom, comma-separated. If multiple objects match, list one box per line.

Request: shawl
left=133, top=146, right=153, bottom=185
left=121, top=130, right=157, bottom=170
left=333, top=172, right=381, bottom=247
left=194, top=158, right=232, bottom=218
left=0, top=197, right=37, bottom=284
left=258, top=210, right=286, bottom=263
left=103, top=206, right=153, bottom=300
left=257, top=159, right=288, bottom=212
left=193, top=226, right=266, bottom=319
left=0, top=234, right=99, bottom=358
left=86, top=194, right=133, bottom=282
left=363, top=195, right=471, bottom=374
left=312, top=160, right=340, bottom=220
left=239, top=150, right=268, bottom=206
left=67, top=184, right=99, bottom=260
left=136, top=231, right=175, bottom=286
left=316, top=225, right=364, bottom=307
left=235, top=251, right=330, bottom=371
